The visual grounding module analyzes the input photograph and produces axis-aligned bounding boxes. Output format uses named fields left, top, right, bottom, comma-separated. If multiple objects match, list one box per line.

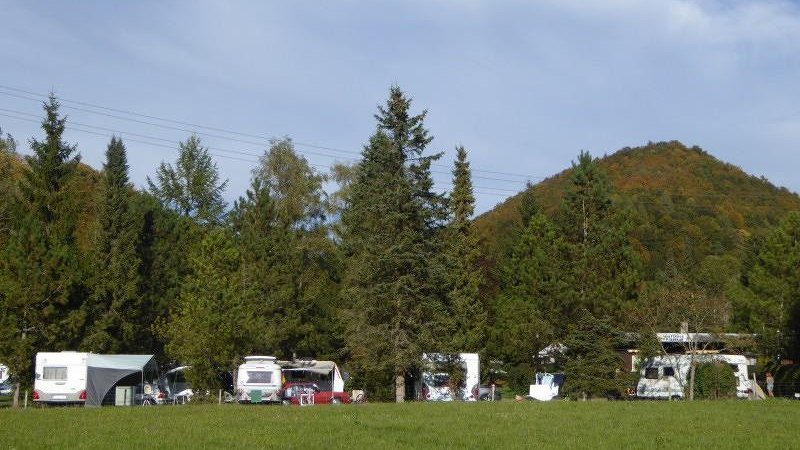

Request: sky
left=1, top=0, right=799, bottom=214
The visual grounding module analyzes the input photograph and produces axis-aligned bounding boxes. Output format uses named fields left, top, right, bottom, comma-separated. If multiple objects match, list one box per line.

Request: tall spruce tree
left=559, top=151, right=639, bottom=324
left=0, top=95, right=84, bottom=395
left=491, top=197, right=563, bottom=391
left=445, top=146, right=486, bottom=353
left=341, top=87, right=448, bottom=402
left=82, top=137, right=144, bottom=352
left=147, top=135, right=228, bottom=225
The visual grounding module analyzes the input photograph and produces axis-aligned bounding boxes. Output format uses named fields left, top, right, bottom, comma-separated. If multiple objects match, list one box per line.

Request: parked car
left=282, top=382, right=350, bottom=405
left=0, top=383, right=13, bottom=396
left=476, top=385, right=501, bottom=401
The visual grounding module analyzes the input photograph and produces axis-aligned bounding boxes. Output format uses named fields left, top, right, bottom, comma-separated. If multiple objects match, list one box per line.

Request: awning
left=85, top=354, right=156, bottom=407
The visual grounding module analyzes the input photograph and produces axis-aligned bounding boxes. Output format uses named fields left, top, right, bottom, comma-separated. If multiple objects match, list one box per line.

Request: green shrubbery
left=692, top=362, right=736, bottom=399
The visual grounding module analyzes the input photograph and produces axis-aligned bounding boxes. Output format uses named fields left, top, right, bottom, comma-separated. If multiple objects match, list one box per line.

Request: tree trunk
left=395, top=374, right=405, bottom=403
left=688, top=363, right=695, bottom=401
left=12, top=383, right=20, bottom=408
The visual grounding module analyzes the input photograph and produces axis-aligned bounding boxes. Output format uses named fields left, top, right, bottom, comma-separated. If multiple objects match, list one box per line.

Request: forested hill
left=475, top=140, right=800, bottom=281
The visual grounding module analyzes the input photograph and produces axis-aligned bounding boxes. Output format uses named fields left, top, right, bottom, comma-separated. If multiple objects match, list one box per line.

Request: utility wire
left=0, top=85, right=546, bottom=180
left=0, top=111, right=515, bottom=198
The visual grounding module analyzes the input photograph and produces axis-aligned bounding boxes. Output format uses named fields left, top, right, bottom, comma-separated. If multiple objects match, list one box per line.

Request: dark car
left=0, top=383, right=13, bottom=396
left=282, top=382, right=350, bottom=405
left=475, top=384, right=501, bottom=401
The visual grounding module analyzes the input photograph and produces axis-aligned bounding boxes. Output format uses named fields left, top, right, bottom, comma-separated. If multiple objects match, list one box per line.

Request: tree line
left=0, top=88, right=798, bottom=401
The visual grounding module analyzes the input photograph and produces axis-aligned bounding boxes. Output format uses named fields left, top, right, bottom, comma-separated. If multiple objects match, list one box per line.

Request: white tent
left=85, top=354, right=156, bottom=407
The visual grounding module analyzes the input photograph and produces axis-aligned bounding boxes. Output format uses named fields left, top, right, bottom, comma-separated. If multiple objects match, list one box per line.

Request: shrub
left=693, top=362, right=736, bottom=399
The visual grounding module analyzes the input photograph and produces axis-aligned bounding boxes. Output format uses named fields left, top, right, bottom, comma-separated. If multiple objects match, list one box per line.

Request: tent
left=85, top=354, right=157, bottom=407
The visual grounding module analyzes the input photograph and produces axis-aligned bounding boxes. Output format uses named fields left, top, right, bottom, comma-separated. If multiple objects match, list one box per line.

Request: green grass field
left=0, top=400, right=795, bottom=449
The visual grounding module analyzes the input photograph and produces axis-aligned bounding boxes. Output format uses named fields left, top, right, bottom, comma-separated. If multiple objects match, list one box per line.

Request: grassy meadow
left=0, top=400, right=795, bottom=449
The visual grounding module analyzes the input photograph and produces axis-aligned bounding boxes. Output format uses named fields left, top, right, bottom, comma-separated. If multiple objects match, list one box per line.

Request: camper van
left=419, top=353, right=480, bottom=401
left=637, top=354, right=752, bottom=399
left=236, top=356, right=283, bottom=404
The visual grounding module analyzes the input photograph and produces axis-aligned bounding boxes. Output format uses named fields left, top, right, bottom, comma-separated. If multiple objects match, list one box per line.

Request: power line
left=0, top=84, right=547, bottom=180
left=0, top=111, right=516, bottom=198
left=3, top=89, right=796, bottom=206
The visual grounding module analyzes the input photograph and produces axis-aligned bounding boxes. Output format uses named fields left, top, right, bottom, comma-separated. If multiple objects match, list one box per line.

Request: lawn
left=0, top=400, right=795, bottom=449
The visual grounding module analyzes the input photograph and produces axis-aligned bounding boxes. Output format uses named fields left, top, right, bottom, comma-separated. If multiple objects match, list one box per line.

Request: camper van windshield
left=245, top=371, right=272, bottom=384
left=43, top=367, right=67, bottom=380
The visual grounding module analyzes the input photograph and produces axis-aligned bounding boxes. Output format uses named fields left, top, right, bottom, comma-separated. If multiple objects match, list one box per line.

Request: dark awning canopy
left=85, top=354, right=156, bottom=407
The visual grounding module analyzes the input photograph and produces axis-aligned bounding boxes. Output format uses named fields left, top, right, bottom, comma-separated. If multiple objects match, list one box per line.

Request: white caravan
left=236, top=356, right=283, bottom=404
left=636, top=354, right=752, bottom=399
left=34, top=352, right=90, bottom=403
left=34, top=352, right=158, bottom=406
left=528, top=372, right=565, bottom=401
left=420, top=353, right=480, bottom=401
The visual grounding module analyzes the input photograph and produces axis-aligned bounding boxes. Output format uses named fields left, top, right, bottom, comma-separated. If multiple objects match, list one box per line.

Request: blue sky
left=1, top=0, right=799, bottom=214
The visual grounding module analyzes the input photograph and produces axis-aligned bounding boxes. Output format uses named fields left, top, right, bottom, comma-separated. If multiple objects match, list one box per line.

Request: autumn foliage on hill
left=476, top=140, right=800, bottom=284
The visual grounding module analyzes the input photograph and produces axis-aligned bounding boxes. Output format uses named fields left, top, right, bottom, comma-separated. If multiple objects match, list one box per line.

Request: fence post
left=24, top=390, right=28, bottom=408
left=218, top=389, right=222, bottom=405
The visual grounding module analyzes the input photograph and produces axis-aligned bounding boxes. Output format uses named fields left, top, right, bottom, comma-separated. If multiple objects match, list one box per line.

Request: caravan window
left=43, top=367, right=67, bottom=380
left=663, top=367, right=675, bottom=377
left=245, top=371, right=273, bottom=384
left=644, top=368, right=658, bottom=379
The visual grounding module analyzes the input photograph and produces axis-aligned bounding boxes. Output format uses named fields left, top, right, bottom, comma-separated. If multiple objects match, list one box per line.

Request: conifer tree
left=341, top=87, right=448, bottom=402
left=147, top=135, right=228, bottom=225
left=491, top=199, right=564, bottom=391
left=0, top=95, right=84, bottom=393
left=561, top=309, right=627, bottom=399
left=83, top=137, right=144, bottom=352
left=0, top=128, right=18, bottom=246
left=559, top=151, right=639, bottom=324
left=445, top=146, right=486, bottom=353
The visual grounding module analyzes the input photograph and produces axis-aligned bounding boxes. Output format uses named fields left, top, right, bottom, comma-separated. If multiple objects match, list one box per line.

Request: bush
left=693, top=362, right=736, bottom=399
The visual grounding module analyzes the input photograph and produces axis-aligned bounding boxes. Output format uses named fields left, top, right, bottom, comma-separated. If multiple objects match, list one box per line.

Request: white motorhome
left=636, top=354, right=753, bottom=399
left=236, top=356, right=283, bottom=404
left=419, top=353, right=480, bottom=401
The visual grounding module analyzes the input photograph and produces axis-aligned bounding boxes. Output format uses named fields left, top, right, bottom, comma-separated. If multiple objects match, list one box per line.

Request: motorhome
left=33, top=351, right=158, bottom=405
left=636, top=354, right=753, bottom=399
left=236, top=356, right=283, bottom=404
left=419, top=353, right=480, bottom=401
